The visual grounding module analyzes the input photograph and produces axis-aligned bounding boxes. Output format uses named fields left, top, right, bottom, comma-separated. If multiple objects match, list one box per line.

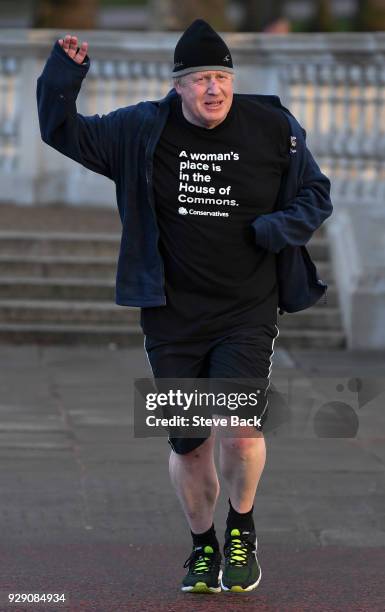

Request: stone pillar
left=327, top=208, right=385, bottom=349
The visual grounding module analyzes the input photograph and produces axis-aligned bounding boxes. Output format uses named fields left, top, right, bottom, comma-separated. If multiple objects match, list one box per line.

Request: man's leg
left=169, top=431, right=219, bottom=533
left=169, top=431, right=223, bottom=593
left=218, top=429, right=266, bottom=513
left=217, top=430, right=265, bottom=592
left=206, top=323, right=278, bottom=592
left=143, top=334, right=223, bottom=592
left=208, top=324, right=276, bottom=512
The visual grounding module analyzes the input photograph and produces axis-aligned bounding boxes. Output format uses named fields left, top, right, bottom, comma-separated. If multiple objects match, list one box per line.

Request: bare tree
left=33, top=0, right=99, bottom=29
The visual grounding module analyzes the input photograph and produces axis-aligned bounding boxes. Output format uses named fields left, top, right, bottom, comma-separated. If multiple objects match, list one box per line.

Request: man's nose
left=207, top=79, right=220, bottom=93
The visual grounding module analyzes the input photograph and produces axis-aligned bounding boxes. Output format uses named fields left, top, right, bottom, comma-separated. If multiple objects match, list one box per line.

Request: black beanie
left=172, top=19, right=234, bottom=77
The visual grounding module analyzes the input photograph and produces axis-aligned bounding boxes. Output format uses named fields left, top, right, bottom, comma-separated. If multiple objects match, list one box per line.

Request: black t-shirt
left=140, top=94, right=290, bottom=340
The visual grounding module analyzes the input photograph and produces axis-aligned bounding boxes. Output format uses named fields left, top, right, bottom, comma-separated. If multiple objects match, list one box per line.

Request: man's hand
left=58, top=34, right=88, bottom=65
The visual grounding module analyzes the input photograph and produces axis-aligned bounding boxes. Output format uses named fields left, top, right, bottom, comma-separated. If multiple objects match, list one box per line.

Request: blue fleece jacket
left=36, top=40, right=333, bottom=314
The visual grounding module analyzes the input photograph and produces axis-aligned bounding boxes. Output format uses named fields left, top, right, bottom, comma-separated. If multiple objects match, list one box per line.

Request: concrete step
left=0, top=300, right=138, bottom=324
left=0, top=256, right=335, bottom=285
left=0, top=231, right=329, bottom=261
left=277, top=307, right=342, bottom=329
left=0, top=230, right=329, bottom=261
left=0, top=224, right=343, bottom=348
left=0, top=323, right=346, bottom=349
left=0, top=231, right=120, bottom=257
left=0, top=277, right=339, bottom=306
left=0, top=203, right=121, bottom=234
left=0, top=255, right=117, bottom=278
left=0, top=299, right=341, bottom=329
left=277, top=329, right=346, bottom=349
left=0, top=323, right=143, bottom=346
left=0, top=278, right=116, bottom=300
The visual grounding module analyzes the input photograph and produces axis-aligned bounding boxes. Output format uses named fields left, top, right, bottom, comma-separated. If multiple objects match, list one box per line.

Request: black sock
left=191, top=523, right=219, bottom=550
left=226, top=498, right=255, bottom=532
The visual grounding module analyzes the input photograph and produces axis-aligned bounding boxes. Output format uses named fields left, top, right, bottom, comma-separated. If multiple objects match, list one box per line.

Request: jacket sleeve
left=251, top=137, right=333, bottom=253
left=36, top=40, right=122, bottom=182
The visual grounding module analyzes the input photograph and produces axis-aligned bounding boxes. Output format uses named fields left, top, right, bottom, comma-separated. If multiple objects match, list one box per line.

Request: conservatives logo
left=177, top=207, right=229, bottom=218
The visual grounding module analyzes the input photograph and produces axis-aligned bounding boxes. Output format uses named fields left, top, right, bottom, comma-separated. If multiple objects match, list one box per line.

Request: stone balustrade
left=0, top=29, right=384, bottom=347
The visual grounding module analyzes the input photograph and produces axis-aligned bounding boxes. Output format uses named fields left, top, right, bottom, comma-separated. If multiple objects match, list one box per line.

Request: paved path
left=0, top=344, right=384, bottom=611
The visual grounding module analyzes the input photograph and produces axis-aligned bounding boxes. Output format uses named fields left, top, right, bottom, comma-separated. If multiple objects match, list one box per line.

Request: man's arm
left=36, top=35, right=122, bottom=182
left=251, top=137, right=333, bottom=253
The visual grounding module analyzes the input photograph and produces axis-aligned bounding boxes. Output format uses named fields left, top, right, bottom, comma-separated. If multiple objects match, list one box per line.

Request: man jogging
left=37, top=19, right=332, bottom=594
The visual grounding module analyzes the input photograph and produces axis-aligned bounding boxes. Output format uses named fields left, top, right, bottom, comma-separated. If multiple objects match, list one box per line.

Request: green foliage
left=334, top=18, right=355, bottom=32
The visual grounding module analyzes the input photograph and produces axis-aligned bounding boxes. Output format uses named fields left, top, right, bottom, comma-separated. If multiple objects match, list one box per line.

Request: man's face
left=174, top=71, right=234, bottom=129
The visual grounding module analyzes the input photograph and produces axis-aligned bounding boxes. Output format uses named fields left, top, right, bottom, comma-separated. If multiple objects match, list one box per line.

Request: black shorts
left=143, top=323, right=279, bottom=455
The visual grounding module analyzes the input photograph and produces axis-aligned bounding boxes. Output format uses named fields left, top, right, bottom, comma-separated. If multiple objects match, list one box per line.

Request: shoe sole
left=181, top=570, right=222, bottom=594
left=221, top=568, right=262, bottom=593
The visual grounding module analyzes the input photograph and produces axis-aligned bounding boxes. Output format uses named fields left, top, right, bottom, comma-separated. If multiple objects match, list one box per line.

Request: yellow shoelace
left=229, top=528, right=249, bottom=566
left=185, top=545, right=214, bottom=574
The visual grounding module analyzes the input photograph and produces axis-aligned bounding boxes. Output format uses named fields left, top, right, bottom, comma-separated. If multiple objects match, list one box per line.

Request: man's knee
left=220, top=431, right=264, bottom=456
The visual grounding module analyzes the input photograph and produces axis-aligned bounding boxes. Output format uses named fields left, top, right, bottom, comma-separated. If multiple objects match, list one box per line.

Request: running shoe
left=221, top=527, right=262, bottom=592
left=181, top=544, right=222, bottom=593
